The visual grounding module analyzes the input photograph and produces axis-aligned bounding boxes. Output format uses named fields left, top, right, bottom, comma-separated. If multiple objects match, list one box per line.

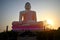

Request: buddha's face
left=25, top=2, right=31, bottom=10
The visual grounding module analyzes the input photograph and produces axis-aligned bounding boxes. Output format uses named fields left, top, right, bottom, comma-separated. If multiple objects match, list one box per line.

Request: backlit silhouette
left=12, top=2, right=44, bottom=31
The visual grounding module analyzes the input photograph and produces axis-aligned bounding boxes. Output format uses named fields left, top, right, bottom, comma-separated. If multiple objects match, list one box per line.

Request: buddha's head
left=25, top=2, right=31, bottom=10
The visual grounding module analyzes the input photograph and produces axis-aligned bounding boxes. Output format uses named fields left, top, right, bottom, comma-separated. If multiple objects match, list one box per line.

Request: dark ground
left=0, top=29, right=60, bottom=40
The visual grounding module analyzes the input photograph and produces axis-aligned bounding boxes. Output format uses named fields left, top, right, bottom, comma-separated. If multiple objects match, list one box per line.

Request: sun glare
left=45, top=19, right=54, bottom=29
left=47, top=20, right=53, bottom=25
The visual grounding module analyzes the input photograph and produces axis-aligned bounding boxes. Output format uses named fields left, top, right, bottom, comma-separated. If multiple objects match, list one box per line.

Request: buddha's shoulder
left=20, top=10, right=36, bottom=13
left=20, top=11, right=25, bottom=13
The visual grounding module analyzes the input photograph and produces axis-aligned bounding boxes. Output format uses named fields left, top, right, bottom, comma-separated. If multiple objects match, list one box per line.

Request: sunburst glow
left=45, top=19, right=54, bottom=29
left=47, top=19, right=53, bottom=25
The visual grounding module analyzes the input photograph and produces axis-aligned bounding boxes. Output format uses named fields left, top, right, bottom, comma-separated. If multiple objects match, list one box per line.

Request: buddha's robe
left=12, top=10, right=37, bottom=26
left=19, top=11, right=37, bottom=24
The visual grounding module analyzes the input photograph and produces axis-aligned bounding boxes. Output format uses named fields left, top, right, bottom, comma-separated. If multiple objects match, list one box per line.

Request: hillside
left=0, top=30, right=60, bottom=40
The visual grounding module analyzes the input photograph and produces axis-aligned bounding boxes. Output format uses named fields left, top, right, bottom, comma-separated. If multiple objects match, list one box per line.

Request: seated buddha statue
left=12, top=2, right=43, bottom=26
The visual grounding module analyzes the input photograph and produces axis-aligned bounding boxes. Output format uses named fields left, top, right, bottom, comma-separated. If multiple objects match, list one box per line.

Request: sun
left=47, top=20, right=53, bottom=25
left=44, top=19, right=53, bottom=25
left=44, top=19, right=54, bottom=29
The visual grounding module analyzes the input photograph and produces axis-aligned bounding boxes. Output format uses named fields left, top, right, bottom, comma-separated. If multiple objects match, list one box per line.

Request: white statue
left=12, top=2, right=43, bottom=26
left=12, top=2, right=44, bottom=31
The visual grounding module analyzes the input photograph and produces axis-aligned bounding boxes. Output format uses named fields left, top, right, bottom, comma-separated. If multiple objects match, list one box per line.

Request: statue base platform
left=12, top=21, right=44, bottom=31
left=12, top=25, right=44, bottom=31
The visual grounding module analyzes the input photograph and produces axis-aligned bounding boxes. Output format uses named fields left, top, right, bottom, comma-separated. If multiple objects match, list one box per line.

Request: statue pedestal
left=12, top=21, right=44, bottom=31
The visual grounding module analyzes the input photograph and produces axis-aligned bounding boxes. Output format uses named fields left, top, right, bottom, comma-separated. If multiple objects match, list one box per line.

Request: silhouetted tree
left=58, top=27, right=60, bottom=30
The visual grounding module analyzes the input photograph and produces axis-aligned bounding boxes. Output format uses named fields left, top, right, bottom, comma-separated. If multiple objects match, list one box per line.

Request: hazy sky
left=0, top=0, right=60, bottom=32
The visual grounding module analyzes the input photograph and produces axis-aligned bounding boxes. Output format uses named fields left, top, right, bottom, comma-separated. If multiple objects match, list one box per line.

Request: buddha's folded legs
left=28, top=21, right=44, bottom=26
left=22, top=21, right=44, bottom=26
left=12, top=21, right=22, bottom=26
left=12, top=21, right=44, bottom=27
left=12, top=21, right=30, bottom=26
